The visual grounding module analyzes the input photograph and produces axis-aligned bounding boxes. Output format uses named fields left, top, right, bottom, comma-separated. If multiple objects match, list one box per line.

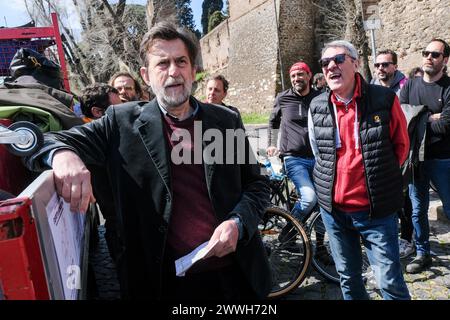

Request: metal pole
left=273, top=0, right=285, bottom=91
left=370, top=28, right=377, bottom=63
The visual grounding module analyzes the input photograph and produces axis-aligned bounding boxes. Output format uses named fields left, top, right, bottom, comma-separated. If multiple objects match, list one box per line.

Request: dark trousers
left=399, top=189, right=414, bottom=242
left=161, top=253, right=257, bottom=300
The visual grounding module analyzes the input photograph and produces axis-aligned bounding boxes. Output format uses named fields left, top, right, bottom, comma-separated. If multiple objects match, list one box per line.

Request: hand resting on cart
left=52, top=149, right=96, bottom=213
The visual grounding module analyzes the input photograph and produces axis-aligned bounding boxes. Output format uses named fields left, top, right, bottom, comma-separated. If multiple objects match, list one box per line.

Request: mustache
left=164, top=77, right=184, bottom=88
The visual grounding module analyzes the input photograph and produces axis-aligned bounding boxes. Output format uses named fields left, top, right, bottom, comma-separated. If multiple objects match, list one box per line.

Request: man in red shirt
left=308, top=40, right=410, bottom=300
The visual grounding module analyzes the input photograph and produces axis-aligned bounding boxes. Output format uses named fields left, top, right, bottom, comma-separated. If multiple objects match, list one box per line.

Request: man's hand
left=52, top=149, right=96, bottom=213
left=429, top=113, right=441, bottom=122
left=266, top=146, right=279, bottom=157
left=204, top=220, right=239, bottom=258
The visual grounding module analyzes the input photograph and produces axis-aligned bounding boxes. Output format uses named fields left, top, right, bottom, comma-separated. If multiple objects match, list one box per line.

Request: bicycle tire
left=259, top=206, right=312, bottom=298
left=308, top=211, right=370, bottom=284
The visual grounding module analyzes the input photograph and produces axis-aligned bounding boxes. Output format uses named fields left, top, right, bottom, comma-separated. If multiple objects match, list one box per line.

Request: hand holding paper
left=175, top=239, right=219, bottom=277
left=174, top=219, right=240, bottom=277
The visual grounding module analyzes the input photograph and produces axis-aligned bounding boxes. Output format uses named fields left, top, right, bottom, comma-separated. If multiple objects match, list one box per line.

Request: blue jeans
left=409, top=159, right=450, bottom=255
left=320, top=207, right=410, bottom=300
left=284, top=156, right=317, bottom=222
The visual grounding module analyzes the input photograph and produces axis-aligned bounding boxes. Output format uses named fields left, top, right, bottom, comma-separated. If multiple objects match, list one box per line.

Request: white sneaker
left=399, top=238, right=415, bottom=259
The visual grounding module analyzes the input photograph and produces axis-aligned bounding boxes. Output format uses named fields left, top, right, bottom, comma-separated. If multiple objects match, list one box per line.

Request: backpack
left=8, top=48, right=63, bottom=90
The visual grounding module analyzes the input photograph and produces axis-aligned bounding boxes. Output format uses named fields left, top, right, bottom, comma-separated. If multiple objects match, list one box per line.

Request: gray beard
left=294, top=82, right=307, bottom=93
left=423, top=65, right=440, bottom=77
left=153, top=82, right=192, bottom=110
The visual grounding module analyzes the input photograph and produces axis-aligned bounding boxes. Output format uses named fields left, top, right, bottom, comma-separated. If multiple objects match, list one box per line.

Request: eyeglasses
left=422, top=51, right=443, bottom=59
left=319, top=53, right=353, bottom=68
left=374, top=62, right=394, bottom=68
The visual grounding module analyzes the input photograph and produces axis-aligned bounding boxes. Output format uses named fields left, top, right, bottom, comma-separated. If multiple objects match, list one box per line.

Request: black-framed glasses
left=319, top=53, right=353, bottom=68
left=422, top=51, right=443, bottom=58
left=374, top=62, right=394, bottom=68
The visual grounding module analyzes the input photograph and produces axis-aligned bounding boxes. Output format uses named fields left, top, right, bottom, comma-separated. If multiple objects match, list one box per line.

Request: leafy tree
left=201, top=0, right=223, bottom=35
left=175, top=0, right=195, bottom=33
left=207, top=10, right=225, bottom=33
left=25, top=0, right=147, bottom=90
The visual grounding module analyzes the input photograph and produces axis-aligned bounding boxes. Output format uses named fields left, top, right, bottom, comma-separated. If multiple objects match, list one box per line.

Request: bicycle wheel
left=308, top=211, right=370, bottom=284
left=259, top=206, right=311, bottom=298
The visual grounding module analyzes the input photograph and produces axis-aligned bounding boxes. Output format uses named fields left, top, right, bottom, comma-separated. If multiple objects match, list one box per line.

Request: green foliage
left=195, top=71, right=208, bottom=82
left=176, top=0, right=196, bottom=33
left=201, top=0, right=223, bottom=35
left=241, top=112, right=270, bottom=125
left=207, top=10, right=225, bottom=32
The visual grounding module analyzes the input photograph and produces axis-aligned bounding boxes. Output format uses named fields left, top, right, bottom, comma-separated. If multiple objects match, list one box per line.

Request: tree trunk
left=344, top=0, right=372, bottom=82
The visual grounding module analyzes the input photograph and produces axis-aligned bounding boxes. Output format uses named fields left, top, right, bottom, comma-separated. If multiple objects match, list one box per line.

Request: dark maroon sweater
left=162, top=113, right=231, bottom=272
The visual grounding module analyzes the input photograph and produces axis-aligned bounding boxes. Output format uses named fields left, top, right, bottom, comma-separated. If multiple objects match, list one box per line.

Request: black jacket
left=268, top=88, right=320, bottom=158
left=400, top=75, right=450, bottom=159
left=26, top=97, right=272, bottom=299
left=310, top=76, right=404, bottom=218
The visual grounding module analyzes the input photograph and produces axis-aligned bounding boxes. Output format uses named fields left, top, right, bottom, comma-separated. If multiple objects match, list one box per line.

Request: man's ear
left=91, top=107, right=104, bottom=119
left=353, top=57, right=360, bottom=71
left=140, top=67, right=150, bottom=85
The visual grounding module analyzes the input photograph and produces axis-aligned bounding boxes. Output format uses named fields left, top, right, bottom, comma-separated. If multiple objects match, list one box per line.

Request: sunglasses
left=374, top=62, right=394, bottom=68
left=422, top=51, right=443, bottom=58
left=319, top=53, right=353, bottom=68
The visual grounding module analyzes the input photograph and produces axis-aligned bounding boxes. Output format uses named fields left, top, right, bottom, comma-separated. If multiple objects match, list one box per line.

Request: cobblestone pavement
left=284, top=192, right=450, bottom=300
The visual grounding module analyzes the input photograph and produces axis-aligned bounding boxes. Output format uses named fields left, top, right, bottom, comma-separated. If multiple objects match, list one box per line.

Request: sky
left=0, top=0, right=204, bottom=31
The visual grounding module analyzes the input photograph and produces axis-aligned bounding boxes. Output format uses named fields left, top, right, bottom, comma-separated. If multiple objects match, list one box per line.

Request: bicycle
left=259, top=205, right=311, bottom=298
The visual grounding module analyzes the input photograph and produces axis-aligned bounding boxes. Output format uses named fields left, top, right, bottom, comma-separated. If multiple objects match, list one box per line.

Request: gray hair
left=139, top=21, right=199, bottom=68
left=322, top=40, right=359, bottom=59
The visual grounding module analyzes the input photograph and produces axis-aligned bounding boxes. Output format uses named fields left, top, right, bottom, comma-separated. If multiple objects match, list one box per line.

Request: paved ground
left=246, top=124, right=450, bottom=300
left=285, top=193, right=450, bottom=300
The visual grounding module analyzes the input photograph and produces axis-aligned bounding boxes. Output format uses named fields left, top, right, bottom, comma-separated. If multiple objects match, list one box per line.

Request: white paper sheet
left=45, top=193, right=85, bottom=300
left=175, top=239, right=219, bottom=277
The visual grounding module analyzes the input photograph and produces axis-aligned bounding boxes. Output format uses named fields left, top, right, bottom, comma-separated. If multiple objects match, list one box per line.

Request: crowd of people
left=3, top=19, right=446, bottom=300
left=267, top=38, right=449, bottom=300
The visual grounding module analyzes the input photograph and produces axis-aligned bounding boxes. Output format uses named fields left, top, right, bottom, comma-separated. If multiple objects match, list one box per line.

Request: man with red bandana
left=267, top=61, right=320, bottom=229
left=308, top=40, right=411, bottom=300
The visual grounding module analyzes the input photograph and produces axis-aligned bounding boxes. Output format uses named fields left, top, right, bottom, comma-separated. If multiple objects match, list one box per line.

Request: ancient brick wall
left=371, top=0, right=450, bottom=76
left=278, top=0, right=316, bottom=90
left=198, top=19, right=230, bottom=74
left=197, top=0, right=449, bottom=115
left=224, top=0, right=280, bottom=113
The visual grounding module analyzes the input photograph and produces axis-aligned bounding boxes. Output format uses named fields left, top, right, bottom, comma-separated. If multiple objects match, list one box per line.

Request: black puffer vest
left=310, top=75, right=404, bottom=218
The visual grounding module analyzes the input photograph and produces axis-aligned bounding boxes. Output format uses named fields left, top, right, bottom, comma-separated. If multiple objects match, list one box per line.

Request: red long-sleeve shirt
left=332, top=76, right=409, bottom=212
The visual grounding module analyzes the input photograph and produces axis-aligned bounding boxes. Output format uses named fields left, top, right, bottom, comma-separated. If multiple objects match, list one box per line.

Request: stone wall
left=278, top=0, right=316, bottom=90
left=197, top=0, right=450, bottom=115
left=226, top=0, right=280, bottom=113
left=373, top=0, right=450, bottom=76
left=198, top=19, right=230, bottom=74
left=229, top=0, right=269, bottom=22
